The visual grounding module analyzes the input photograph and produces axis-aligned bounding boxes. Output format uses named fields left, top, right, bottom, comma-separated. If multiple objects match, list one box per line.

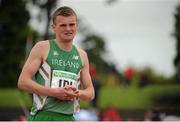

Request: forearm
left=18, top=78, right=79, bottom=101
left=79, top=87, right=95, bottom=101
left=18, top=78, right=52, bottom=97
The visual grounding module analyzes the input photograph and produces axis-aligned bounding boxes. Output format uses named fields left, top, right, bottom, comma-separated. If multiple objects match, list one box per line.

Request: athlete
left=18, top=6, right=95, bottom=121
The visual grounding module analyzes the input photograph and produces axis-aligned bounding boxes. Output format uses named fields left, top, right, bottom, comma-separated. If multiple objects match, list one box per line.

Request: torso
left=30, top=39, right=83, bottom=115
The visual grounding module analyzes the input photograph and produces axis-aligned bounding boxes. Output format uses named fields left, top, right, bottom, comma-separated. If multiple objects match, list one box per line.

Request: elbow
left=84, top=93, right=94, bottom=101
left=90, top=95, right=95, bottom=101
left=17, top=77, right=25, bottom=90
left=79, top=89, right=95, bottom=101
left=17, top=80, right=22, bottom=89
left=89, top=90, right=95, bottom=101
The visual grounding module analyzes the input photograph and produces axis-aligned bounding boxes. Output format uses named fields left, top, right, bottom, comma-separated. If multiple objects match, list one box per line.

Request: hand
left=51, top=86, right=78, bottom=101
left=64, top=85, right=77, bottom=92
left=64, top=85, right=79, bottom=100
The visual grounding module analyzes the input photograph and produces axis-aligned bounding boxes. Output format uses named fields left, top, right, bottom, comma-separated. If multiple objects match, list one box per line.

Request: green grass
left=1, top=84, right=180, bottom=109
left=81, top=84, right=180, bottom=109
left=98, top=86, right=151, bottom=109
left=0, top=88, right=32, bottom=108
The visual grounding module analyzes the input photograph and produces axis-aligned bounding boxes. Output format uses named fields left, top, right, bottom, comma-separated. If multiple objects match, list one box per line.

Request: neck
left=55, top=37, right=73, bottom=51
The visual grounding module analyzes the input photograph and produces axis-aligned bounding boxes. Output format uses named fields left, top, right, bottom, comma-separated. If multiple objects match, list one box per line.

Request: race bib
left=51, top=70, right=79, bottom=88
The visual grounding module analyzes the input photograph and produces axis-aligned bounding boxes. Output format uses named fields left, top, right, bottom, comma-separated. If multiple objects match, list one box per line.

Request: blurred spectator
left=139, top=68, right=150, bottom=88
left=74, top=108, right=99, bottom=121
left=89, top=63, right=96, bottom=80
left=143, top=108, right=162, bottom=121
left=144, top=109, right=154, bottom=121
left=123, top=66, right=134, bottom=87
left=108, top=64, right=118, bottom=74
left=90, top=63, right=101, bottom=107
left=100, top=107, right=122, bottom=121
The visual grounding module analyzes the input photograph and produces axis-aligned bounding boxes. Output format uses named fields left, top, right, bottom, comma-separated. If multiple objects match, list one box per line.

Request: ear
left=51, top=24, right=55, bottom=32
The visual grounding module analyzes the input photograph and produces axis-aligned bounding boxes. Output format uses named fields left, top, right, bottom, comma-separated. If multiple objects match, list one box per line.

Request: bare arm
left=78, top=48, right=95, bottom=101
left=18, top=41, right=50, bottom=95
left=18, top=41, right=77, bottom=100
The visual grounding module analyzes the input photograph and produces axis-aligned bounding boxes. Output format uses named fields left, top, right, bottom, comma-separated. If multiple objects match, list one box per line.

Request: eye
left=69, top=23, right=75, bottom=27
left=59, top=24, right=66, bottom=27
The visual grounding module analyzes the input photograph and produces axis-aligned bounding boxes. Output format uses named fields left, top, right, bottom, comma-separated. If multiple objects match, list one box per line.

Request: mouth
left=64, top=32, right=73, bottom=35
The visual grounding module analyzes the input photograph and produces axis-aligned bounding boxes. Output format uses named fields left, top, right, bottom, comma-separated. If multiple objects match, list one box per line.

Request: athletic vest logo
left=53, top=51, right=59, bottom=56
left=72, top=55, right=79, bottom=60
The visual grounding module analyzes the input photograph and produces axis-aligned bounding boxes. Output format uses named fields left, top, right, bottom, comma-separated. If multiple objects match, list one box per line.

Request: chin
left=64, top=36, right=74, bottom=41
left=63, top=38, right=73, bottom=43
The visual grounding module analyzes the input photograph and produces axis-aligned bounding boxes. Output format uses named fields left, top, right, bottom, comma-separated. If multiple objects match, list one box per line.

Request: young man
left=18, top=6, right=95, bottom=121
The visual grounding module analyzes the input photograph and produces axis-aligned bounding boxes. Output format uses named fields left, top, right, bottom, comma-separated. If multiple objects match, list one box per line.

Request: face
left=52, top=15, right=77, bottom=42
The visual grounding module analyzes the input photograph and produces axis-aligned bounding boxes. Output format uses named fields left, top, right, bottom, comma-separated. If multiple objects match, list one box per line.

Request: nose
left=66, top=25, right=71, bottom=31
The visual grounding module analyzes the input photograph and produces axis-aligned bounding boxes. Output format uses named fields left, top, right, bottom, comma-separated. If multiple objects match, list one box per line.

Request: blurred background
left=1, top=0, right=180, bottom=121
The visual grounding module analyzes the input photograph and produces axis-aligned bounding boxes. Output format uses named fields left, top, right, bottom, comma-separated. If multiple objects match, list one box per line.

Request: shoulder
left=30, top=40, right=49, bottom=60
left=77, top=47, right=87, bottom=56
left=31, top=40, right=49, bottom=53
left=33, top=40, right=49, bottom=49
left=76, top=47, right=89, bottom=66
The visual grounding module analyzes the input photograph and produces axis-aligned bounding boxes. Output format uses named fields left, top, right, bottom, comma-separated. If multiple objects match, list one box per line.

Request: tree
left=28, top=0, right=57, bottom=39
left=0, top=0, right=30, bottom=87
left=81, top=34, right=109, bottom=74
left=174, top=3, right=180, bottom=83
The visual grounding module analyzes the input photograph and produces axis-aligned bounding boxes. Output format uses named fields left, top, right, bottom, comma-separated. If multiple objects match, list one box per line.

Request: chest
left=47, top=47, right=82, bottom=74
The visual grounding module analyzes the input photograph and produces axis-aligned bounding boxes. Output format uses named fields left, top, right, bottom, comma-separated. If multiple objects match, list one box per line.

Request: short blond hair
left=52, top=6, right=77, bottom=24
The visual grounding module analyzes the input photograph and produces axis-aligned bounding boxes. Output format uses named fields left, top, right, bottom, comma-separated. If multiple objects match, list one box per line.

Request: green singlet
left=28, top=39, right=83, bottom=121
left=28, top=111, right=75, bottom=121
